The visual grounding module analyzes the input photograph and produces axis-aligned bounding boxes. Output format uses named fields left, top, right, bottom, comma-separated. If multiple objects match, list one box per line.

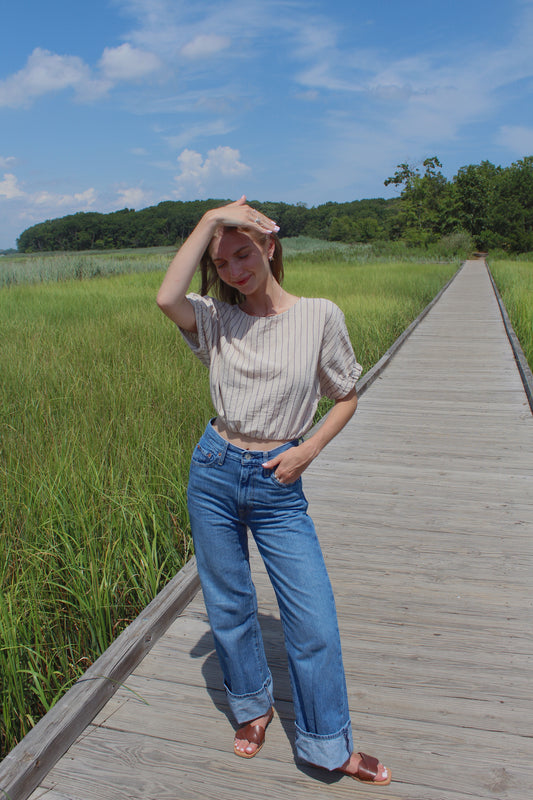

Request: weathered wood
left=351, top=262, right=464, bottom=398
left=0, top=557, right=200, bottom=800
left=5, top=260, right=533, bottom=800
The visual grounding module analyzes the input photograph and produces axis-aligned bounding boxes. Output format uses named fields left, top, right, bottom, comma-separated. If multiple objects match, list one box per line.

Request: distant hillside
left=16, top=198, right=399, bottom=252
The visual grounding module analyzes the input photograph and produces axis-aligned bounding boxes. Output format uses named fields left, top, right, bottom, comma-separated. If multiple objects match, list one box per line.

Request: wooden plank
left=0, top=558, right=200, bottom=800
left=29, top=722, right=533, bottom=800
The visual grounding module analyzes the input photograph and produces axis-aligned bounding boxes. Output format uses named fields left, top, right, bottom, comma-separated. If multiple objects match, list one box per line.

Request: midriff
left=212, top=417, right=291, bottom=451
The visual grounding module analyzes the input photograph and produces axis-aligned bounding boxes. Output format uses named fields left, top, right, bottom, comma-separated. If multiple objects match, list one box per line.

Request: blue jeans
left=186, top=421, right=353, bottom=770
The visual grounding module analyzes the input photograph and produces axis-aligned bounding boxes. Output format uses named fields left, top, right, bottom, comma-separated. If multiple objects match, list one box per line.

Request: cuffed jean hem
left=295, top=720, right=353, bottom=771
left=224, top=673, right=274, bottom=725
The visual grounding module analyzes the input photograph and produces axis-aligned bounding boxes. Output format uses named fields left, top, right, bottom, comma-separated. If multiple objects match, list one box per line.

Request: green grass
left=1, top=252, right=457, bottom=757
left=0, top=247, right=176, bottom=288
left=489, top=260, right=533, bottom=370
left=0, top=235, right=461, bottom=290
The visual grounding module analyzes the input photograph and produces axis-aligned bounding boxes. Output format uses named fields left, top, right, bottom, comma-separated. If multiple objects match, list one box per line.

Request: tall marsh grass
left=0, top=236, right=459, bottom=290
left=1, top=253, right=457, bottom=757
left=0, top=247, right=175, bottom=287
left=489, top=260, right=533, bottom=370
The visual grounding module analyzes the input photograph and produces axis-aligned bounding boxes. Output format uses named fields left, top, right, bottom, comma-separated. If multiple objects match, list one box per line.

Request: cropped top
left=178, top=293, right=362, bottom=441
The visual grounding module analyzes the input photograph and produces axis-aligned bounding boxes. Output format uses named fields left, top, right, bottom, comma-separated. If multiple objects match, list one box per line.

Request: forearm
left=156, top=211, right=219, bottom=327
left=263, top=388, right=358, bottom=483
left=303, top=389, right=358, bottom=460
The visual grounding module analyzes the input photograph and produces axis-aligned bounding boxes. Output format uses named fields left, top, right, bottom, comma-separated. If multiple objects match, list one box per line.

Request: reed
left=489, top=260, right=533, bottom=370
left=1, top=253, right=457, bottom=757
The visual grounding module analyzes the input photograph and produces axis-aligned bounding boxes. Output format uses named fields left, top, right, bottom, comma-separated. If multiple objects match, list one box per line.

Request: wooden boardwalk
left=17, top=260, right=533, bottom=799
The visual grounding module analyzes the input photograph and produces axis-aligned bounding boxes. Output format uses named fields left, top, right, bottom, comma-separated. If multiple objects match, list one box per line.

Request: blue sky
left=1, top=0, right=533, bottom=248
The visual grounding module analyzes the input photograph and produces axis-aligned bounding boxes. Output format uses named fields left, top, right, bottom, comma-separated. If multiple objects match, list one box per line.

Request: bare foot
left=233, top=708, right=274, bottom=758
left=340, top=751, right=391, bottom=785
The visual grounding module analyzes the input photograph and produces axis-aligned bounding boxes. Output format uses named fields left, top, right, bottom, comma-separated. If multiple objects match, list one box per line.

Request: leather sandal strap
left=356, top=752, right=379, bottom=782
left=234, top=708, right=273, bottom=748
left=235, top=723, right=265, bottom=746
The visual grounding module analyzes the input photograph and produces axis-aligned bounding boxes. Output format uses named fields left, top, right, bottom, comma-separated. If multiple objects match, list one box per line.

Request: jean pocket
left=191, top=442, right=217, bottom=466
left=269, top=471, right=301, bottom=489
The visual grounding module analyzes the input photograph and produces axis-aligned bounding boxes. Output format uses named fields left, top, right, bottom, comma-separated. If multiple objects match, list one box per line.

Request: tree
left=328, top=215, right=356, bottom=242
left=486, top=157, right=533, bottom=251
left=453, top=161, right=501, bottom=244
left=385, top=157, right=456, bottom=245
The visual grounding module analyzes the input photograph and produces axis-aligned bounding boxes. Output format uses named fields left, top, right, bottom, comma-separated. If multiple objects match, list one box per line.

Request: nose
left=228, top=260, right=244, bottom=279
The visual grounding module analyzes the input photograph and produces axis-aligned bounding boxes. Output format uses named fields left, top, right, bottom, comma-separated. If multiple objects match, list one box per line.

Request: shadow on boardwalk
left=4, top=261, right=533, bottom=800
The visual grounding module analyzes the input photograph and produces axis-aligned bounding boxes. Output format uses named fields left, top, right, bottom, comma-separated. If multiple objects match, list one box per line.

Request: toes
left=234, top=738, right=257, bottom=755
left=341, top=752, right=390, bottom=784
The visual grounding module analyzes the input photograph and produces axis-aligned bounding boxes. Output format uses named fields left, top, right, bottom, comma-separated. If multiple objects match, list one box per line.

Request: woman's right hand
left=206, top=195, right=279, bottom=235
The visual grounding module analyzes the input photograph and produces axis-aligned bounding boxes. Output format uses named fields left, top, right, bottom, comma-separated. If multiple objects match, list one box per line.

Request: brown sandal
left=233, top=708, right=274, bottom=759
left=343, top=751, right=391, bottom=786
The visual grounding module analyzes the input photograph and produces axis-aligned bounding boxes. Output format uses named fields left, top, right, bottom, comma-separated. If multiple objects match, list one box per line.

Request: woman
left=157, top=196, right=391, bottom=786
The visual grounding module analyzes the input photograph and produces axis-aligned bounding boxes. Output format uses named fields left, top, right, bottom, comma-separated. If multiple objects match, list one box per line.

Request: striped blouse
left=179, top=293, right=362, bottom=441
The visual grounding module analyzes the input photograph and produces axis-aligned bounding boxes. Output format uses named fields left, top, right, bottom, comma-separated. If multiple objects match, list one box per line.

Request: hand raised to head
left=210, top=196, right=279, bottom=234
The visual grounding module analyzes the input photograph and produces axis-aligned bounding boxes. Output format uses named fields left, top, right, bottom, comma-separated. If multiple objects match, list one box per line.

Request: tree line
left=384, top=155, right=533, bottom=253
left=16, top=156, right=533, bottom=254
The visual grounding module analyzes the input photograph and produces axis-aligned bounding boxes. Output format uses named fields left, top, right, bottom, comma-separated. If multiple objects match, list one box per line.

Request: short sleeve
left=178, top=293, right=218, bottom=368
left=318, top=302, right=362, bottom=399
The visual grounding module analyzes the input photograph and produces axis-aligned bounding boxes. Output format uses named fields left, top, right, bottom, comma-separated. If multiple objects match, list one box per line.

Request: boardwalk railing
left=0, top=558, right=199, bottom=800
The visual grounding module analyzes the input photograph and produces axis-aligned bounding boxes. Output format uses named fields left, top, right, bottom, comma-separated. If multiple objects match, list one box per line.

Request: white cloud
left=496, top=125, right=533, bottom=156
left=0, top=173, right=25, bottom=199
left=0, top=42, right=162, bottom=108
left=31, top=187, right=97, bottom=209
left=116, top=186, right=150, bottom=207
left=0, top=156, right=17, bottom=169
left=173, top=146, right=250, bottom=195
left=0, top=170, right=99, bottom=232
left=99, top=43, right=162, bottom=81
left=181, top=34, right=230, bottom=59
left=0, top=48, right=92, bottom=108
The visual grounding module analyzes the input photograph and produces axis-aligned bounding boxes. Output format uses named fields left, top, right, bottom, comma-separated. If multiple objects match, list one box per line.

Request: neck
left=241, top=281, right=284, bottom=317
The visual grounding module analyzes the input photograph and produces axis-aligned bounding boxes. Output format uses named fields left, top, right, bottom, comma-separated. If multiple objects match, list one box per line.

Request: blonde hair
left=200, top=226, right=284, bottom=305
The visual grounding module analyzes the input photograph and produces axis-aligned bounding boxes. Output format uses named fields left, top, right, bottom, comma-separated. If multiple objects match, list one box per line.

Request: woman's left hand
left=262, top=389, right=359, bottom=484
left=262, top=440, right=318, bottom=485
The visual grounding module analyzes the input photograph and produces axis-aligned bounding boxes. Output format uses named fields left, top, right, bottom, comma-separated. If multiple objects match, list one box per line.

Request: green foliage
left=489, top=260, right=533, bottom=370
left=484, top=157, right=533, bottom=252
left=387, top=155, right=533, bottom=253
left=0, top=248, right=175, bottom=288
left=453, top=160, right=501, bottom=240
left=1, top=237, right=461, bottom=290
left=385, top=156, right=459, bottom=245
left=16, top=198, right=401, bottom=254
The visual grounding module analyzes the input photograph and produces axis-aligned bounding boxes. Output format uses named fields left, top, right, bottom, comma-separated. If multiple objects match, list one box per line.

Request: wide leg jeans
left=187, top=421, right=353, bottom=770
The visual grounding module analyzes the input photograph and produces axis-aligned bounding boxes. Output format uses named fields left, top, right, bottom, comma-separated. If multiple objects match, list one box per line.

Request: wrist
left=300, top=436, right=322, bottom=461
left=199, top=209, right=221, bottom=234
